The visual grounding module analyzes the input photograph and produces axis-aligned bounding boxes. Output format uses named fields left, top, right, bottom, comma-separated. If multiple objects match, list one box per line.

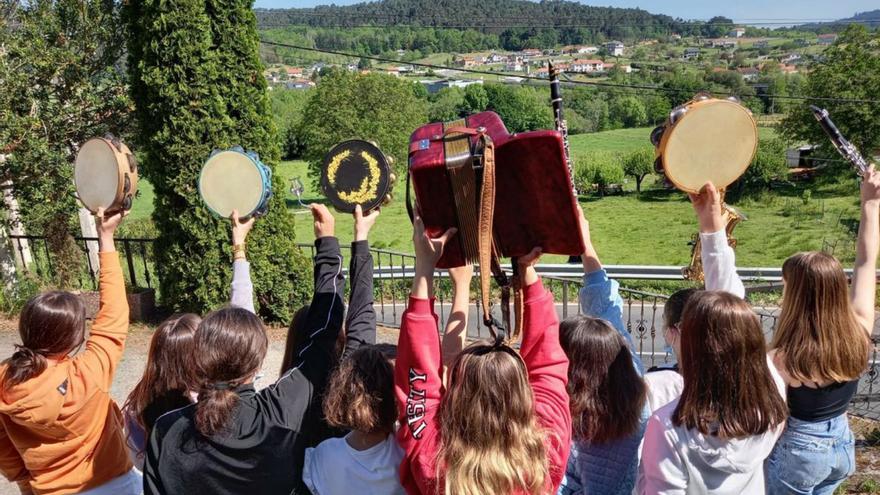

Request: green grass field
left=129, top=126, right=863, bottom=266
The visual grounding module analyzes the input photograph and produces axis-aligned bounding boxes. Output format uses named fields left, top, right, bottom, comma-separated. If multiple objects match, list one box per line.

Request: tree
left=575, top=152, right=624, bottom=197
left=609, top=95, right=648, bottom=128
left=428, top=87, right=465, bottom=122
left=622, top=148, right=655, bottom=193
left=125, top=0, right=310, bottom=322
left=779, top=25, right=880, bottom=176
left=484, top=84, right=553, bottom=133
left=357, top=57, right=372, bottom=70
left=742, top=138, right=789, bottom=191
left=297, top=69, right=428, bottom=178
left=0, top=0, right=131, bottom=287
left=463, top=84, right=489, bottom=114
left=269, top=89, right=313, bottom=159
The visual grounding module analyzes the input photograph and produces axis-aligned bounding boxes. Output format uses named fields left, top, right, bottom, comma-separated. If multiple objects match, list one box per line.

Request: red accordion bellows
left=408, top=111, right=584, bottom=268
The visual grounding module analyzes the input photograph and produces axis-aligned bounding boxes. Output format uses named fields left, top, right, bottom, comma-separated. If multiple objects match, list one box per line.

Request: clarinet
left=549, top=62, right=582, bottom=263
left=549, top=62, right=577, bottom=196
left=809, top=105, right=870, bottom=176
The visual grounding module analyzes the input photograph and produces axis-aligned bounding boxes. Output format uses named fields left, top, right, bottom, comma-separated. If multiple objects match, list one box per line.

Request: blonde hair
left=772, top=252, right=871, bottom=383
left=437, top=341, right=549, bottom=495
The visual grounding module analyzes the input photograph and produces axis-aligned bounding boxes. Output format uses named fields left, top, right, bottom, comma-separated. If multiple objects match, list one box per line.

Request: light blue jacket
left=558, top=269, right=648, bottom=495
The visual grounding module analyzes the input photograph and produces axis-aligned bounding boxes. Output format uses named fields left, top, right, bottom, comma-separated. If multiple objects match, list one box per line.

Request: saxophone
left=683, top=203, right=746, bottom=282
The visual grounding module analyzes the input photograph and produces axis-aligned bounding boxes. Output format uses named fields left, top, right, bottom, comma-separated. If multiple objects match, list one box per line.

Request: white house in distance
left=683, top=47, right=700, bottom=60
left=571, top=59, right=604, bottom=73
left=605, top=41, right=624, bottom=56
left=729, top=27, right=746, bottom=38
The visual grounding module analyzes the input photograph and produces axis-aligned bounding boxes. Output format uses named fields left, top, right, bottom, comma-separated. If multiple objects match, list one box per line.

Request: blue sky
left=252, top=0, right=878, bottom=23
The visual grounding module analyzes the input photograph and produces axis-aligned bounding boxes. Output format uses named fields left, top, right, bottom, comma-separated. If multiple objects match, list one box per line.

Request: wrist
left=354, top=231, right=368, bottom=242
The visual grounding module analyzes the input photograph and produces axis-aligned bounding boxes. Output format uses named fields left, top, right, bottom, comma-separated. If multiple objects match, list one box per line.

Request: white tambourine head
left=199, top=151, right=264, bottom=218
left=662, top=100, right=757, bottom=193
left=75, top=139, right=120, bottom=212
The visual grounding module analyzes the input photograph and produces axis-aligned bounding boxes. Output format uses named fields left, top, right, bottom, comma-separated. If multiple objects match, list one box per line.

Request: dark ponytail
left=5, top=292, right=86, bottom=390
left=194, top=307, right=267, bottom=437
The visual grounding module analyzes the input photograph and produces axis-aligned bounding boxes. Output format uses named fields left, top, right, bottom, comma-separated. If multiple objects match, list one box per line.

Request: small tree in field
left=622, top=147, right=655, bottom=193
left=575, top=152, right=625, bottom=197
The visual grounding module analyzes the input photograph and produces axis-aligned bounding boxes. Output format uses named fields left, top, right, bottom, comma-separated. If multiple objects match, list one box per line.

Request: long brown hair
left=123, top=313, right=200, bottom=431
left=323, top=345, right=395, bottom=434
left=674, top=291, right=787, bottom=438
left=773, top=252, right=871, bottom=383
left=194, top=308, right=267, bottom=437
left=5, top=292, right=86, bottom=390
left=560, top=315, right=646, bottom=444
left=438, top=340, right=550, bottom=495
left=280, top=305, right=310, bottom=375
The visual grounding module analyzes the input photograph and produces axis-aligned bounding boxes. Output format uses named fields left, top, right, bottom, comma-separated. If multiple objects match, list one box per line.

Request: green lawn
left=129, top=126, right=863, bottom=267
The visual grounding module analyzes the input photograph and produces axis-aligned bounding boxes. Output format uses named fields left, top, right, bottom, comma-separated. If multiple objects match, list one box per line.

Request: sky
left=251, top=0, right=879, bottom=23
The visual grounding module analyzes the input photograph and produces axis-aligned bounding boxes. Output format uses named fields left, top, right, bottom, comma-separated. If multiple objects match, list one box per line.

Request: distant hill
left=795, top=9, right=880, bottom=32
left=254, top=0, right=706, bottom=41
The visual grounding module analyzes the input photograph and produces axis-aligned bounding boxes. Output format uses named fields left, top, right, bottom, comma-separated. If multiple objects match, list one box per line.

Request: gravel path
left=0, top=318, right=398, bottom=494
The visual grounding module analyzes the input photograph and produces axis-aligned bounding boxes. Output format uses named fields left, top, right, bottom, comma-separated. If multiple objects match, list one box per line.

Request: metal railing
left=5, top=235, right=880, bottom=423
left=8, top=234, right=157, bottom=291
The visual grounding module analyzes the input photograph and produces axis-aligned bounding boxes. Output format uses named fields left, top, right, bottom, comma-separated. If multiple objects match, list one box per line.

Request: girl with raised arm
left=562, top=183, right=749, bottom=494
left=644, top=182, right=747, bottom=413
left=0, top=209, right=142, bottom=495
left=395, top=217, right=571, bottom=495
left=766, top=165, right=880, bottom=495
left=123, top=210, right=255, bottom=469
left=144, top=204, right=348, bottom=495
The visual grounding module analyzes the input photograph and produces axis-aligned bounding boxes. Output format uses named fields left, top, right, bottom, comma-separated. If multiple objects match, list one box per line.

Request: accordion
left=408, top=111, right=584, bottom=269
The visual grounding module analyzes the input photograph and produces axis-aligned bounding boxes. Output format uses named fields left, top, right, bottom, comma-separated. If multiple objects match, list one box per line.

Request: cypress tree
left=124, top=0, right=309, bottom=321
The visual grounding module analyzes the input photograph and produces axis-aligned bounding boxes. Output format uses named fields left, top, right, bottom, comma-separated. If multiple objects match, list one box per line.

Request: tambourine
left=651, top=93, right=757, bottom=193
left=74, top=135, right=139, bottom=214
left=320, top=140, right=395, bottom=213
left=199, top=147, right=272, bottom=219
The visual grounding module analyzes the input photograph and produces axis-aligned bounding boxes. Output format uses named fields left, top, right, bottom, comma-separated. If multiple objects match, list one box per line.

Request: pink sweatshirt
left=394, top=279, right=571, bottom=494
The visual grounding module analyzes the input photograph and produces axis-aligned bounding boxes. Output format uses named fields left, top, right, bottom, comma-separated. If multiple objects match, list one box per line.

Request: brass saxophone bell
left=382, top=193, right=393, bottom=206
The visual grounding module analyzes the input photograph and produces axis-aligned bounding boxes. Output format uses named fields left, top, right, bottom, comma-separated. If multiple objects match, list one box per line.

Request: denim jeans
left=766, top=414, right=855, bottom=495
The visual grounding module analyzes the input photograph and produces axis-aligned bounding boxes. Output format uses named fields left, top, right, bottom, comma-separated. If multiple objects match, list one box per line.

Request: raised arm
left=441, top=264, right=473, bottom=379
left=852, top=165, right=880, bottom=334
left=262, top=204, right=344, bottom=421
left=517, top=250, right=572, bottom=487
left=74, top=208, right=130, bottom=390
left=343, top=205, right=379, bottom=359
left=689, top=182, right=745, bottom=298
left=229, top=210, right=256, bottom=314
left=576, top=206, right=639, bottom=372
left=395, top=217, right=454, bottom=495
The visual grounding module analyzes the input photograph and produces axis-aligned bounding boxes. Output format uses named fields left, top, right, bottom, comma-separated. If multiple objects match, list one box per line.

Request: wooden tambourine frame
left=74, top=136, right=139, bottom=214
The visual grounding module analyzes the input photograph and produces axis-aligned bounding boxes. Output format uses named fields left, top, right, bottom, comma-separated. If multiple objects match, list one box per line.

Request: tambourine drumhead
left=75, top=139, right=125, bottom=213
left=661, top=99, right=757, bottom=193
left=321, top=140, right=392, bottom=214
left=199, top=151, right=267, bottom=218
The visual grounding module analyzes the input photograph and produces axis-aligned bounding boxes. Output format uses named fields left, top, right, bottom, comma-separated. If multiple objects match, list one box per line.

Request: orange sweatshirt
left=0, top=252, right=133, bottom=494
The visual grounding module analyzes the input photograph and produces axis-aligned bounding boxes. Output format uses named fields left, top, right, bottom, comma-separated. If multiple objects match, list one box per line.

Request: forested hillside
left=255, top=0, right=735, bottom=54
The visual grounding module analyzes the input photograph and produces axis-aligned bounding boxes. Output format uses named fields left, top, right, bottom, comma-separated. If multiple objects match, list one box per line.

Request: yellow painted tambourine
left=320, top=140, right=395, bottom=213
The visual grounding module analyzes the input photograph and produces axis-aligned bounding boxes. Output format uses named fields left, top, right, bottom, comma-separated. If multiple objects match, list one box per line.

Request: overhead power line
left=259, top=39, right=880, bottom=105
